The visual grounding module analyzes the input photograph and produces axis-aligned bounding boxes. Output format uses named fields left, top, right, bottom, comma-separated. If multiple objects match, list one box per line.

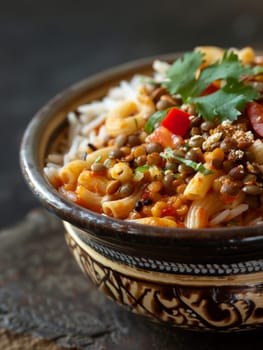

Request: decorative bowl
left=20, top=53, right=263, bottom=332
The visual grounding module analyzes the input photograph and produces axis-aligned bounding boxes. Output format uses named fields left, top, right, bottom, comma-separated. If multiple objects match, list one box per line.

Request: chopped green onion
left=145, top=110, right=168, bottom=134
left=135, top=165, right=150, bottom=173
left=95, top=155, right=102, bottom=163
left=160, top=148, right=213, bottom=175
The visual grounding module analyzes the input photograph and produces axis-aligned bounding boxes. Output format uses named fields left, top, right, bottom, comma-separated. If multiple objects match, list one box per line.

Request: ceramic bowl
left=20, top=54, right=263, bottom=332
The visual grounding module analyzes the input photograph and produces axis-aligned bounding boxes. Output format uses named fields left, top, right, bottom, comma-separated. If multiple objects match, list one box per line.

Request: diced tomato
left=247, top=101, right=263, bottom=137
left=146, top=126, right=183, bottom=149
left=201, top=83, right=219, bottom=96
left=161, top=107, right=191, bottom=137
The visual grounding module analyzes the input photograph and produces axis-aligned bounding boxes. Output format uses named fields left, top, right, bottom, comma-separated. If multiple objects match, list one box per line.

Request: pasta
left=183, top=171, right=217, bottom=200
left=102, top=186, right=144, bottom=219
left=44, top=46, right=263, bottom=229
left=185, top=193, right=224, bottom=228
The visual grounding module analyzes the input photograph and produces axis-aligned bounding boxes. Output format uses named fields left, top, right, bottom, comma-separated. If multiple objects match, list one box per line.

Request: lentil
left=156, top=95, right=175, bottom=110
left=115, top=135, right=128, bottom=148
left=242, top=185, right=262, bottom=195
left=220, top=137, right=238, bottom=152
left=150, top=86, right=167, bottom=102
left=165, top=161, right=178, bottom=171
left=133, top=155, right=147, bottom=167
left=146, top=153, right=163, bottom=167
left=190, top=115, right=202, bottom=127
left=245, top=194, right=260, bottom=209
left=178, top=163, right=195, bottom=175
left=212, top=158, right=223, bottom=169
left=200, top=120, right=215, bottom=131
left=223, top=160, right=234, bottom=172
left=185, top=149, right=199, bottom=162
left=106, top=180, right=121, bottom=195
left=109, top=149, right=125, bottom=159
left=145, top=142, right=163, bottom=154
left=120, top=146, right=131, bottom=155
left=91, top=163, right=106, bottom=174
left=118, top=183, right=134, bottom=197
left=190, top=126, right=201, bottom=136
left=220, top=182, right=240, bottom=196
left=188, top=135, right=204, bottom=148
left=127, top=135, right=141, bottom=147
left=228, top=165, right=246, bottom=180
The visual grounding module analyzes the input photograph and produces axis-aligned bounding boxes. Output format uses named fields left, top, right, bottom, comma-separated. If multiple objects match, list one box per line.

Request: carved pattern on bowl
left=65, top=229, right=263, bottom=331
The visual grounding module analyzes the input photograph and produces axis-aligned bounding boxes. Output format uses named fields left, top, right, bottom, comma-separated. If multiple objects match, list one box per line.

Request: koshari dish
left=45, top=46, right=263, bottom=229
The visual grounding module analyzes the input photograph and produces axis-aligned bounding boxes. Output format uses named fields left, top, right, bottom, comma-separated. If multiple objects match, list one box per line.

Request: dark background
left=1, top=0, right=263, bottom=229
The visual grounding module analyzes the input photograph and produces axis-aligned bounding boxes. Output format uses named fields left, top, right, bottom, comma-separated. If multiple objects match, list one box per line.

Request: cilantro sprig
left=190, top=78, right=259, bottom=122
left=144, top=109, right=168, bottom=134
left=162, top=50, right=261, bottom=122
left=163, top=51, right=204, bottom=99
left=160, top=148, right=213, bottom=175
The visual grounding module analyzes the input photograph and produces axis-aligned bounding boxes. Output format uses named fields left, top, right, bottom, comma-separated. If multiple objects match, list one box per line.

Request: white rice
left=45, top=62, right=170, bottom=174
left=210, top=204, right=249, bottom=226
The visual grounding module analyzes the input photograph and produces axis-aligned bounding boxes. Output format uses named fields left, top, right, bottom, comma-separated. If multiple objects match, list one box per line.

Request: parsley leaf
left=162, top=51, right=204, bottom=99
left=160, top=50, right=261, bottom=123
left=145, top=110, right=168, bottom=134
left=160, top=148, right=213, bottom=175
left=252, top=66, right=263, bottom=75
left=191, top=51, right=256, bottom=96
left=190, top=78, right=259, bottom=122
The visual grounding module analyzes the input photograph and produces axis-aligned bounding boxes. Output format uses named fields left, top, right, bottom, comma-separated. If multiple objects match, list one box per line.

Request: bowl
left=20, top=53, right=263, bottom=332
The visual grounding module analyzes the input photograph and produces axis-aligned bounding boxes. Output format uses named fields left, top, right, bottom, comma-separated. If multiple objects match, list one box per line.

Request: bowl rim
left=20, top=52, right=263, bottom=245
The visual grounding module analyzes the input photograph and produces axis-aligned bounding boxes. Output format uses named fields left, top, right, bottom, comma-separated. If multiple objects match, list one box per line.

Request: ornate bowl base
left=64, top=222, right=263, bottom=332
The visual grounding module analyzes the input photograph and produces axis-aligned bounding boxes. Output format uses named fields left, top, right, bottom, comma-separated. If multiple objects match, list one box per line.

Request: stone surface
left=1, top=209, right=263, bottom=349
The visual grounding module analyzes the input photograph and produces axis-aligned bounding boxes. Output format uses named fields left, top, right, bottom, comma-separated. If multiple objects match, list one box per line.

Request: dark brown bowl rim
left=20, top=52, right=263, bottom=247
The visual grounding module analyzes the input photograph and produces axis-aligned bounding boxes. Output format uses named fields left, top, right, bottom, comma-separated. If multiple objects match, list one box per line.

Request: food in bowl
left=20, top=46, right=263, bottom=332
left=44, top=46, right=263, bottom=229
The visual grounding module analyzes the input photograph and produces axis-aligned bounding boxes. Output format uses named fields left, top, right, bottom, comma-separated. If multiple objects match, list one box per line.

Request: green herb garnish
left=135, top=165, right=150, bottom=173
left=133, top=165, right=150, bottom=181
left=160, top=148, right=213, bottom=175
left=95, top=155, right=102, bottom=163
left=162, top=50, right=260, bottom=122
left=190, top=51, right=257, bottom=97
left=190, top=78, right=259, bottom=122
left=163, top=51, right=204, bottom=99
left=144, top=110, right=168, bottom=134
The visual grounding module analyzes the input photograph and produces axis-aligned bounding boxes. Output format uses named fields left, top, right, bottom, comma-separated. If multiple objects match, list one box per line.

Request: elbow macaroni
left=45, top=46, right=263, bottom=229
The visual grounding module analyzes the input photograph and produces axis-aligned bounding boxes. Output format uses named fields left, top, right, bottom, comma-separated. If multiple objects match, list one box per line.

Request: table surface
left=1, top=208, right=263, bottom=350
left=1, top=1, right=263, bottom=348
